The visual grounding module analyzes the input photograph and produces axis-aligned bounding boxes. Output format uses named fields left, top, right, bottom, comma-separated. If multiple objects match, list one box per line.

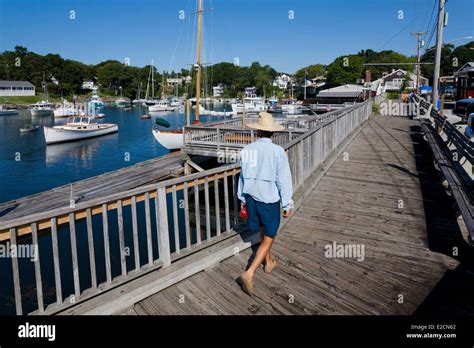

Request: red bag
left=239, top=205, right=248, bottom=219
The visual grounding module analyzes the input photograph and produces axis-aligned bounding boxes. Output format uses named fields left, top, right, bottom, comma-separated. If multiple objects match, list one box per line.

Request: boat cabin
left=67, top=116, right=97, bottom=126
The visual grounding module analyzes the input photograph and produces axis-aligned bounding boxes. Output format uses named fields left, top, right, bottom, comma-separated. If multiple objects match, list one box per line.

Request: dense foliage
left=1, top=42, right=472, bottom=100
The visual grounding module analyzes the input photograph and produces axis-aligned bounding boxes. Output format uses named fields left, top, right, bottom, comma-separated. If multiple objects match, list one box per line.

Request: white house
left=380, top=69, right=428, bottom=92
left=273, top=74, right=292, bottom=90
left=166, top=77, right=183, bottom=87
left=0, top=80, right=35, bottom=97
left=81, top=80, right=95, bottom=90
left=213, top=84, right=224, bottom=97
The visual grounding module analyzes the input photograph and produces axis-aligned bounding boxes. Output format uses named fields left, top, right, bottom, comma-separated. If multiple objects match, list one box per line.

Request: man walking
left=237, top=112, right=293, bottom=296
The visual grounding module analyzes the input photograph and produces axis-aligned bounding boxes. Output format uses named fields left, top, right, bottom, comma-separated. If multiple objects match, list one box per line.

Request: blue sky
left=0, top=0, right=472, bottom=73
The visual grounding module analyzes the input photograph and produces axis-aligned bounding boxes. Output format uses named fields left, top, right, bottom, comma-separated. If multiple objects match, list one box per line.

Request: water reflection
left=45, top=134, right=118, bottom=167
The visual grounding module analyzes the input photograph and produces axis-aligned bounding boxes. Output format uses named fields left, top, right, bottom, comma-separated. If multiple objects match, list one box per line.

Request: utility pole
left=432, top=0, right=446, bottom=109
left=411, top=31, right=428, bottom=91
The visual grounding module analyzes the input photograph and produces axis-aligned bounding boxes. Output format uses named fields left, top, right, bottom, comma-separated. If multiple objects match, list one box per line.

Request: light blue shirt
left=237, top=138, right=293, bottom=210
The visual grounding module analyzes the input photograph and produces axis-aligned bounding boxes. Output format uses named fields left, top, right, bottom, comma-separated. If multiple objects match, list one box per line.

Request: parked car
left=453, top=98, right=474, bottom=120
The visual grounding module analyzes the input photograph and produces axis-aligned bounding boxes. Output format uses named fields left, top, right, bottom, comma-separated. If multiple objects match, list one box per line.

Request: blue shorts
left=245, top=194, right=281, bottom=238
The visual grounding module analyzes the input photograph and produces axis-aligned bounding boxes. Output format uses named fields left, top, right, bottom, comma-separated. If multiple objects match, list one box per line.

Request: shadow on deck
left=122, top=114, right=472, bottom=315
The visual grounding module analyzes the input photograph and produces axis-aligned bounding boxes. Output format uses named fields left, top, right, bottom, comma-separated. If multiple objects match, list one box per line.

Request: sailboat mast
left=151, top=59, right=155, bottom=99
left=195, top=0, right=203, bottom=123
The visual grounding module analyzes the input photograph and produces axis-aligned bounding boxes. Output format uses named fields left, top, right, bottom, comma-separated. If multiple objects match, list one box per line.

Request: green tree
left=295, top=64, right=326, bottom=80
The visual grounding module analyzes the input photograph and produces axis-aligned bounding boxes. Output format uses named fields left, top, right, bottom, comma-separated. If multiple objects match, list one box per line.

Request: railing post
left=157, top=187, right=171, bottom=267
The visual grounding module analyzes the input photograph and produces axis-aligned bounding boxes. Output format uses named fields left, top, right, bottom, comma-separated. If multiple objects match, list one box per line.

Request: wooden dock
left=4, top=96, right=472, bottom=316
left=125, top=114, right=461, bottom=315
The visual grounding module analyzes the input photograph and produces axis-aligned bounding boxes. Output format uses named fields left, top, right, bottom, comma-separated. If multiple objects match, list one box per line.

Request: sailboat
left=115, top=86, right=130, bottom=107
left=152, top=0, right=205, bottom=150
left=143, top=60, right=159, bottom=106
left=133, top=83, right=146, bottom=105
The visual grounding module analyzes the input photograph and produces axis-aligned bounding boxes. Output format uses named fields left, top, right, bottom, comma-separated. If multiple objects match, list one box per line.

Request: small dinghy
left=141, top=114, right=151, bottom=119
left=20, top=125, right=40, bottom=133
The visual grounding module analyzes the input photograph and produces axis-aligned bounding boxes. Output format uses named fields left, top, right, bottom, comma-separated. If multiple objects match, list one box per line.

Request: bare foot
left=264, top=258, right=277, bottom=274
left=239, top=271, right=254, bottom=296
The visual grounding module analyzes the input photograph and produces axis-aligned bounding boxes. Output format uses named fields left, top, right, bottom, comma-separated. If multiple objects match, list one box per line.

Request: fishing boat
left=20, top=125, right=40, bottom=133
left=231, top=88, right=267, bottom=114
left=29, top=101, right=53, bottom=117
left=141, top=114, right=151, bottom=119
left=152, top=0, right=206, bottom=150
left=29, top=76, right=53, bottom=116
left=281, top=99, right=304, bottom=114
left=44, top=115, right=118, bottom=144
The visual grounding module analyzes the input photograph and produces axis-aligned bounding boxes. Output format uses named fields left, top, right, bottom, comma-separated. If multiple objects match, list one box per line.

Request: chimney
left=365, top=70, right=371, bottom=83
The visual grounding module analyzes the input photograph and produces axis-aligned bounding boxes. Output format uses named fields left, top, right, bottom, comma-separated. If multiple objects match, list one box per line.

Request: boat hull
left=44, top=124, right=118, bottom=144
left=0, top=110, right=19, bottom=116
left=30, top=108, right=53, bottom=117
left=152, top=129, right=183, bottom=150
left=231, top=103, right=266, bottom=114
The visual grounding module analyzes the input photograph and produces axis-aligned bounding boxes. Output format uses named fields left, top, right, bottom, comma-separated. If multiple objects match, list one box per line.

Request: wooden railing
left=0, top=98, right=378, bottom=315
left=183, top=106, right=360, bottom=156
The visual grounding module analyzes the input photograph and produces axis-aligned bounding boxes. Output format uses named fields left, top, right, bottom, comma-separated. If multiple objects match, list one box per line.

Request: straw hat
left=247, top=112, right=284, bottom=131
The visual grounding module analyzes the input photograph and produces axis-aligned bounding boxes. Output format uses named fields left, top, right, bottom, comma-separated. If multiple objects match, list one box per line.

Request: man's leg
left=244, top=235, right=274, bottom=278
left=260, top=230, right=272, bottom=265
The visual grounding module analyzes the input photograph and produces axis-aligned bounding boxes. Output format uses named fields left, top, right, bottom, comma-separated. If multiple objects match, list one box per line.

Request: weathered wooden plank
left=144, top=192, right=153, bottom=265
left=86, top=208, right=97, bottom=289
left=117, top=200, right=127, bottom=277
left=101, top=205, right=112, bottom=284
left=69, top=213, right=81, bottom=297
left=50, top=218, right=62, bottom=306
left=214, top=176, right=221, bottom=236
left=183, top=181, right=191, bottom=249
left=172, top=185, right=180, bottom=253
left=131, top=196, right=140, bottom=271
left=204, top=177, right=211, bottom=240
left=31, top=222, right=44, bottom=312
left=194, top=179, right=201, bottom=244
left=10, top=228, right=22, bottom=315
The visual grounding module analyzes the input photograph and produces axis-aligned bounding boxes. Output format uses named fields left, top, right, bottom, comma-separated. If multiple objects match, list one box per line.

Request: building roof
left=0, top=80, right=34, bottom=88
left=317, top=84, right=365, bottom=98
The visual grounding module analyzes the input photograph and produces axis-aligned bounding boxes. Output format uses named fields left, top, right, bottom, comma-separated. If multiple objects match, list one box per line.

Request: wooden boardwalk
left=124, top=114, right=460, bottom=315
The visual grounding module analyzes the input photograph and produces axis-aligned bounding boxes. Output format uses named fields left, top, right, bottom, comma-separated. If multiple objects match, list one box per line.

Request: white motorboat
left=29, top=101, right=53, bottom=116
left=148, top=100, right=173, bottom=112
left=44, top=115, right=118, bottom=144
left=54, top=101, right=79, bottom=117
left=152, top=128, right=184, bottom=149
left=115, top=98, right=130, bottom=107
left=231, top=89, right=267, bottom=114
left=169, top=97, right=182, bottom=108
left=281, top=99, right=304, bottom=114
left=30, top=75, right=53, bottom=116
